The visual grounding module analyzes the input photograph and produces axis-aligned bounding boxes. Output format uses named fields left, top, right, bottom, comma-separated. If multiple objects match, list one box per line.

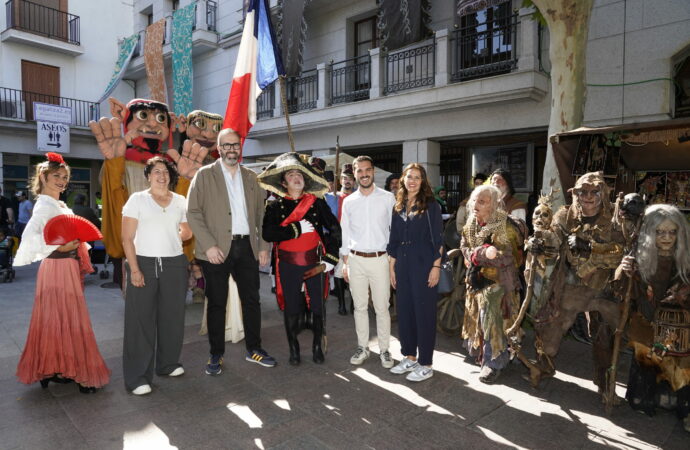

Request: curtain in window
left=377, top=0, right=432, bottom=51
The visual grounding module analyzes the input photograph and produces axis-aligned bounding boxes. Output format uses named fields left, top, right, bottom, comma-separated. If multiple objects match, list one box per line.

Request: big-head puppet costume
left=89, top=98, right=208, bottom=259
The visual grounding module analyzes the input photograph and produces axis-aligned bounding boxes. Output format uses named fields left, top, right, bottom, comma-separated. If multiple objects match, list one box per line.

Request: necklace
left=150, top=190, right=171, bottom=212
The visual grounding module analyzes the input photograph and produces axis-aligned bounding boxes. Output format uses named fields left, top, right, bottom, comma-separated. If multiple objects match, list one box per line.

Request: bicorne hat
left=258, top=152, right=329, bottom=198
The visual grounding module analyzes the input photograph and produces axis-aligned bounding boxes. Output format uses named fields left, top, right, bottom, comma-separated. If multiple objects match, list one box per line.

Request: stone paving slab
left=0, top=263, right=688, bottom=449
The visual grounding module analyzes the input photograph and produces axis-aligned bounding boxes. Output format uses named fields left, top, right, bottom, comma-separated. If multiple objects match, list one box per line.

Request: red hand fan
left=43, top=214, right=103, bottom=245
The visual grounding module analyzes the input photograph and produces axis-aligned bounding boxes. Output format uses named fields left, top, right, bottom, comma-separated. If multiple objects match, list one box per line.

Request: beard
left=222, top=152, right=239, bottom=166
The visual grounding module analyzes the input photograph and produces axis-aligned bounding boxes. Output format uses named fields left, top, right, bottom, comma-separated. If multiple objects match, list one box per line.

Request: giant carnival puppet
left=259, top=152, right=341, bottom=366
left=89, top=99, right=221, bottom=266
left=618, top=204, right=690, bottom=433
left=524, top=171, right=625, bottom=401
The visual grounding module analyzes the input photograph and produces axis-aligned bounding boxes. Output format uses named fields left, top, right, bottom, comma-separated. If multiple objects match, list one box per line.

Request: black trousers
left=278, top=260, right=324, bottom=316
left=199, top=238, right=261, bottom=355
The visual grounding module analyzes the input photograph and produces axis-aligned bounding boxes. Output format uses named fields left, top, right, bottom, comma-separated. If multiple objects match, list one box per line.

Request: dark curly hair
left=144, top=156, right=178, bottom=190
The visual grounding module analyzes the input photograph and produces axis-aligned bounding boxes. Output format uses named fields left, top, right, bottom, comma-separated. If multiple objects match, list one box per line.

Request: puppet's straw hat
left=258, top=152, right=329, bottom=198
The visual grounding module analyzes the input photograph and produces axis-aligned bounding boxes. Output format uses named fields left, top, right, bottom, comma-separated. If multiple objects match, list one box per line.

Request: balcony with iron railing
left=0, top=87, right=99, bottom=128
left=126, top=0, right=218, bottom=77
left=252, top=8, right=548, bottom=138
left=1, top=0, right=82, bottom=54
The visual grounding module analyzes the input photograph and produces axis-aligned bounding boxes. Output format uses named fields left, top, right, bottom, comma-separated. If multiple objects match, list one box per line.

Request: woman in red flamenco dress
left=14, top=153, right=110, bottom=393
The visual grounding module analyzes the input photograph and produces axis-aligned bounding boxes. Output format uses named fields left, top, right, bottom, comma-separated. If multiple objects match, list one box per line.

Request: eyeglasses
left=219, top=142, right=241, bottom=151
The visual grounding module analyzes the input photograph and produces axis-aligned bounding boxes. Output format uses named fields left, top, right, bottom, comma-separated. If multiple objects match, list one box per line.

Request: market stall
left=547, top=118, right=690, bottom=212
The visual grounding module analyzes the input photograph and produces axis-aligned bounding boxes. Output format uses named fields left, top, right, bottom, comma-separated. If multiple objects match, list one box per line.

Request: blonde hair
left=30, top=160, right=70, bottom=196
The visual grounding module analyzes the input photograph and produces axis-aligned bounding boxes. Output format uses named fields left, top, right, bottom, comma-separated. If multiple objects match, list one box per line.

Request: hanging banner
left=144, top=19, right=168, bottom=103
left=96, top=33, right=140, bottom=107
left=172, top=3, right=196, bottom=117
left=377, top=0, right=432, bottom=51
left=34, top=102, right=71, bottom=154
left=277, top=0, right=310, bottom=77
left=457, top=0, right=509, bottom=17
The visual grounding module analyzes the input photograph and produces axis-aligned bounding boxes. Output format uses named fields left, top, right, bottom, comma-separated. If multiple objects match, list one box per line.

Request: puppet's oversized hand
left=89, top=117, right=129, bottom=159
left=168, top=139, right=208, bottom=179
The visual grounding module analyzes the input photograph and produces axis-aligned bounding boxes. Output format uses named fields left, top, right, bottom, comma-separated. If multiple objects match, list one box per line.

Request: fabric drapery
left=96, top=33, right=140, bottom=107
left=144, top=19, right=168, bottom=103
left=172, top=3, right=196, bottom=116
left=276, top=0, right=311, bottom=77
left=457, top=0, right=509, bottom=17
left=376, top=0, right=432, bottom=51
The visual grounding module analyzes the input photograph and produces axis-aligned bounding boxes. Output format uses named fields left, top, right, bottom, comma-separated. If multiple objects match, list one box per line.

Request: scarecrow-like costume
left=530, top=172, right=624, bottom=396
left=259, top=153, right=341, bottom=365
left=619, top=205, right=690, bottom=432
left=461, top=187, right=524, bottom=383
left=90, top=98, right=207, bottom=261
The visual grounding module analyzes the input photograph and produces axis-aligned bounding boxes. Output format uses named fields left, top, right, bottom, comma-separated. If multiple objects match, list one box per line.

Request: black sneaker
left=245, top=349, right=277, bottom=367
left=205, top=355, right=223, bottom=375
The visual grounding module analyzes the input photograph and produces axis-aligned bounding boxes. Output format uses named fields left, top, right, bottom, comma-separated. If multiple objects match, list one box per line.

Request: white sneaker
left=389, top=357, right=419, bottom=375
left=380, top=351, right=394, bottom=369
left=132, top=384, right=152, bottom=395
left=168, top=366, right=185, bottom=377
left=406, top=365, right=433, bottom=382
left=349, top=346, right=370, bottom=365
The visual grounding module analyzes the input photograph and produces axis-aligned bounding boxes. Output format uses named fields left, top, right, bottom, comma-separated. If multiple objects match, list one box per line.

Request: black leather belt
left=232, top=235, right=249, bottom=240
left=351, top=250, right=386, bottom=258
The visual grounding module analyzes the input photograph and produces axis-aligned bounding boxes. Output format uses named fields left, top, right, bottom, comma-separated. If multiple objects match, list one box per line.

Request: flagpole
left=278, top=75, right=296, bottom=152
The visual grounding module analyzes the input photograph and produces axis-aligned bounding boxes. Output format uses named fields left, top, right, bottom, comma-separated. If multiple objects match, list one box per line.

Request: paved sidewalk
left=0, top=263, right=687, bottom=449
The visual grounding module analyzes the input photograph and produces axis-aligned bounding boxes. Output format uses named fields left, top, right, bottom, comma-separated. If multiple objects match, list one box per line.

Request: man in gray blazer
left=187, top=128, right=275, bottom=374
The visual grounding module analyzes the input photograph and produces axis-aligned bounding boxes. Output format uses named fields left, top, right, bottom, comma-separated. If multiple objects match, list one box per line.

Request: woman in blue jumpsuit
left=387, top=163, right=443, bottom=382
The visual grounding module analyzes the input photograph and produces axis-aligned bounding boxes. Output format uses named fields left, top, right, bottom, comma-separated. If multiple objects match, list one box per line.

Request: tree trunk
left=531, top=0, right=594, bottom=207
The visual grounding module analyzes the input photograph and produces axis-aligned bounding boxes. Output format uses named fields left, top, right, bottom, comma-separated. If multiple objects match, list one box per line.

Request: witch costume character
left=259, top=153, right=341, bottom=365
left=618, top=204, right=690, bottom=433
left=461, top=184, right=524, bottom=384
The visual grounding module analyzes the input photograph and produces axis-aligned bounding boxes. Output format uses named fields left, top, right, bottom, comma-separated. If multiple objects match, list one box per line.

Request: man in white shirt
left=187, top=129, right=275, bottom=374
left=341, top=156, right=396, bottom=368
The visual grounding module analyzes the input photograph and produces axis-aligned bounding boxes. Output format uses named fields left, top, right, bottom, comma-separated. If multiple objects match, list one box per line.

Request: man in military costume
left=260, top=153, right=341, bottom=365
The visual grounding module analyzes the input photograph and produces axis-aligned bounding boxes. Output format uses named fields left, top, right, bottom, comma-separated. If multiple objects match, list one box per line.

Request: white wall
left=0, top=0, right=134, bottom=103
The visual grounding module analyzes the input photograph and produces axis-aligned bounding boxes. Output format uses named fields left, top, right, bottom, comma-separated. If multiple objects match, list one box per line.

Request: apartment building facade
left=0, top=0, right=133, bottom=205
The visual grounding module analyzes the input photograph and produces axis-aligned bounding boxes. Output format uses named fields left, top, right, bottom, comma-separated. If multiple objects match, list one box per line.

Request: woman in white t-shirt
left=122, top=156, right=192, bottom=396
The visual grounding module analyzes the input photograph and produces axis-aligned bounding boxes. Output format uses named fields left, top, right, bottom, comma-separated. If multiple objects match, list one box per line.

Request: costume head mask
left=532, top=204, right=553, bottom=231
left=184, top=110, right=223, bottom=155
left=108, top=98, right=172, bottom=156
left=570, top=171, right=610, bottom=216
left=533, top=180, right=559, bottom=231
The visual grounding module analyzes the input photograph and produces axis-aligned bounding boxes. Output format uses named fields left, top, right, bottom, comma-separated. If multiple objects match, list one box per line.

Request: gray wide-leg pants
left=123, top=254, right=188, bottom=391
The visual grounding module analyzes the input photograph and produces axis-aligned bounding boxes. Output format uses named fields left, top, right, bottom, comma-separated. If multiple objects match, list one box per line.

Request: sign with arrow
left=34, top=102, right=72, bottom=154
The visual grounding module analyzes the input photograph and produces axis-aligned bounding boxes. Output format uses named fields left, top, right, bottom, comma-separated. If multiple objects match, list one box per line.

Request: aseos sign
left=34, top=102, right=72, bottom=154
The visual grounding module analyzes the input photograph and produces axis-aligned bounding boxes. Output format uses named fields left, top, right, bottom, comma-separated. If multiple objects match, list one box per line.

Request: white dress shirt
left=221, top=164, right=250, bottom=235
left=339, top=185, right=395, bottom=255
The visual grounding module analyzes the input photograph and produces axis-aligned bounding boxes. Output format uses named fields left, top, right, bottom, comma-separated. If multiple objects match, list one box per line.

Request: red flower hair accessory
left=46, top=152, right=65, bottom=164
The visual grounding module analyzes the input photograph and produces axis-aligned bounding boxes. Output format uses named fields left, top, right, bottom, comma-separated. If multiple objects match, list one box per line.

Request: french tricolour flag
left=223, top=0, right=284, bottom=140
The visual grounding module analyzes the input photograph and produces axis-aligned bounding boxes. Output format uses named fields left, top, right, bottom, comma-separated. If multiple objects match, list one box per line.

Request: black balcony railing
left=383, top=39, right=435, bottom=95
left=285, top=69, right=318, bottom=114
left=5, top=0, right=80, bottom=45
left=206, top=0, right=217, bottom=32
left=331, top=55, right=370, bottom=105
left=0, top=87, right=99, bottom=127
left=257, top=82, right=275, bottom=120
left=450, top=11, right=518, bottom=82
